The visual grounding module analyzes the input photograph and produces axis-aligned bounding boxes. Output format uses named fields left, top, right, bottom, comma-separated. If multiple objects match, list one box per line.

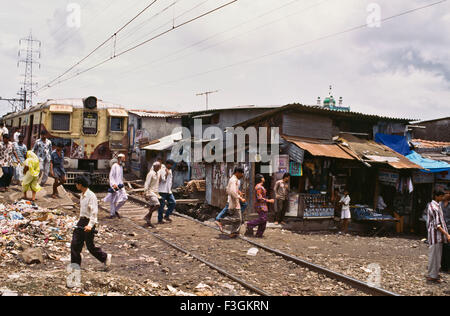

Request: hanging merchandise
left=290, top=162, right=302, bottom=176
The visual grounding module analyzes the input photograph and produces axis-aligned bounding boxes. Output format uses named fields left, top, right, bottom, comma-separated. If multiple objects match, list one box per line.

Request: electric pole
left=18, top=31, right=41, bottom=110
left=196, top=90, right=219, bottom=110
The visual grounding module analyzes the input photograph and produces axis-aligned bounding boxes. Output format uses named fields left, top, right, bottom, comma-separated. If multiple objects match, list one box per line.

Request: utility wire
left=38, top=0, right=160, bottom=91
left=39, top=0, right=239, bottom=92
left=132, top=0, right=449, bottom=90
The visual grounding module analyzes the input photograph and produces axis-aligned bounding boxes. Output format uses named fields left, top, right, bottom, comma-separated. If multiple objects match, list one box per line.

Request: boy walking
left=71, top=176, right=111, bottom=270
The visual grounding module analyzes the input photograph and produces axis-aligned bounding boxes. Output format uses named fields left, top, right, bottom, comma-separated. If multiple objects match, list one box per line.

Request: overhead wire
left=38, top=0, right=160, bottom=91
left=38, top=0, right=240, bottom=92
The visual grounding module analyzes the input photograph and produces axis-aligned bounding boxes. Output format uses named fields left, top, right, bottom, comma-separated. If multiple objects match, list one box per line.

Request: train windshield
left=83, top=112, right=98, bottom=135
left=111, top=117, right=124, bottom=132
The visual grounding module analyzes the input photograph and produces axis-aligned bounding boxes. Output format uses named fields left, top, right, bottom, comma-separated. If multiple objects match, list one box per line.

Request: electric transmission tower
left=17, top=31, right=41, bottom=110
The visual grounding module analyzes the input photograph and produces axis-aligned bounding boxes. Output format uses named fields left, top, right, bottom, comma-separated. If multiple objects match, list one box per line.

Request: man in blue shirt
left=50, top=143, right=66, bottom=199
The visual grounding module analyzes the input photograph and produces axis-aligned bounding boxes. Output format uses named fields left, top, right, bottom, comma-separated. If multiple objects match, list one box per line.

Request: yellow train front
left=3, top=96, right=129, bottom=185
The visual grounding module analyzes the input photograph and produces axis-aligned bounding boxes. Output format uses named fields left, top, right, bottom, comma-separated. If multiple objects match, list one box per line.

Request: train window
left=111, top=117, right=124, bottom=132
left=52, top=114, right=70, bottom=131
left=83, top=112, right=98, bottom=135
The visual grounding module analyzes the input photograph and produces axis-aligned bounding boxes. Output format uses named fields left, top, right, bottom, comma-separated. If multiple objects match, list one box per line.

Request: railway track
left=69, top=189, right=400, bottom=296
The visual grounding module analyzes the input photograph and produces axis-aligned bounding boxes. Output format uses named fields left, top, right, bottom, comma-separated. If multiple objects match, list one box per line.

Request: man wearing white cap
left=103, top=154, right=128, bottom=219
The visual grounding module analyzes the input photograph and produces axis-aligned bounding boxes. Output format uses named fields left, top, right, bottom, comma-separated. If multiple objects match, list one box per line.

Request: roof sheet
left=235, top=104, right=416, bottom=128
left=411, top=139, right=450, bottom=149
left=142, top=132, right=183, bottom=151
left=338, top=134, right=421, bottom=169
left=283, top=136, right=355, bottom=160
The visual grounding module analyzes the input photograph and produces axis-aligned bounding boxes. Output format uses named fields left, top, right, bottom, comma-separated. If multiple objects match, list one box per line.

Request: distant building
left=411, top=117, right=450, bottom=142
left=128, top=110, right=181, bottom=179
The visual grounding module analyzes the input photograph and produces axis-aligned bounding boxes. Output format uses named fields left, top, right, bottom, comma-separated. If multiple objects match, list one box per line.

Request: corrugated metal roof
left=128, top=110, right=180, bottom=118
left=420, top=152, right=450, bottom=163
left=338, top=134, right=421, bottom=169
left=235, top=104, right=416, bottom=128
left=283, top=136, right=355, bottom=160
left=411, top=139, right=450, bottom=149
left=142, top=132, right=183, bottom=151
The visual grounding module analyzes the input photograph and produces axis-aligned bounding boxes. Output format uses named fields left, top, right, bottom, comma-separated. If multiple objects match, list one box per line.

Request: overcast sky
left=1, top=0, right=449, bottom=120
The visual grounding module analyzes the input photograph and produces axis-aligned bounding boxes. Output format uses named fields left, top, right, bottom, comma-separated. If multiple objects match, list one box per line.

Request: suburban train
left=2, top=96, right=129, bottom=184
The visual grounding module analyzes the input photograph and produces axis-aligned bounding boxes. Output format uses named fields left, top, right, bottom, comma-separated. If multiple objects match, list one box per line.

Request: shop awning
left=107, top=109, right=128, bottom=117
left=283, top=136, right=355, bottom=160
left=49, top=105, right=73, bottom=113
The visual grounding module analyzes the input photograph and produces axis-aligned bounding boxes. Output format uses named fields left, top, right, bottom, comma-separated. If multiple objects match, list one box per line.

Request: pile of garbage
left=175, top=203, right=219, bottom=222
left=0, top=200, right=77, bottom=264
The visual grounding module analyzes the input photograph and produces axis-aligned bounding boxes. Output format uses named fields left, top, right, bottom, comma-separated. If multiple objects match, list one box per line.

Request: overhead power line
left=38, top=0, right=239, bottom=92
left=38, top=0, right=160, bottom=91
left=133, top=0, right=449, bottom=91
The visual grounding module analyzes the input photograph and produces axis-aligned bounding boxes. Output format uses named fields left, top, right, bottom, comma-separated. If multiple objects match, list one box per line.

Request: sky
left=0, top=0, right=449, bottom=121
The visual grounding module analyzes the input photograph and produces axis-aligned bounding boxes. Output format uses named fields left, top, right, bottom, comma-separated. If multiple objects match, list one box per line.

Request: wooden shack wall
left=282, top=113, right=333, bottom=140
left=206, top=162, right=253, bottom=209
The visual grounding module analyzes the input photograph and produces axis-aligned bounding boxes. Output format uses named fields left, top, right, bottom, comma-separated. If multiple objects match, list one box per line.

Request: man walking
left=144, top=162, right=161, bottom=228
left=32, top=132, right=52, bottom=186
left=158, top=159, right=176, bottom=224
left=440, top=190, right=450, bottom=273
left=426, top=191, right=450, bottom=283
left=274, top=173, right=290, bottom=225
left=221, top=167, right=245, bottom=238
left=71, top=176, right=111, bottom=271
left=103, top=154, right=128, bottom=219
left=0, top=134, right=20, bottom=192
left=50, top=143, right=67, bottom=199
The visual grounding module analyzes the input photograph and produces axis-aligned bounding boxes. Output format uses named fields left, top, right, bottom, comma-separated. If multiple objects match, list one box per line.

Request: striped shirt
left=427, top=200, right=448, bottom=245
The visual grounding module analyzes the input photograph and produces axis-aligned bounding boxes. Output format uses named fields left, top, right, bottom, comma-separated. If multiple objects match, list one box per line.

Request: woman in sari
left=22, top=151, right=42, bottom=201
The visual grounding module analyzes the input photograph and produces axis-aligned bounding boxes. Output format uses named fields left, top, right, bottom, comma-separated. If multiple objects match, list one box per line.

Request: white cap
left=118, top=154, right=125, bottom=158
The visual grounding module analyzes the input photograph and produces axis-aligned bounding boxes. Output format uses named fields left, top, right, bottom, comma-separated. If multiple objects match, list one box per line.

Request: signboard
left=379, top=169, right=399, bottom=185
left=278, top=155, right=289, bottom=173
left=413, top=171, right=435, bottom=184
left=290, top=162, right=303, bottom=177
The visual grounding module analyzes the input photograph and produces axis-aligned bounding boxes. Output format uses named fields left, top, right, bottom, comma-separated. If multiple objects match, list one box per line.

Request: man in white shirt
left=103, top=154, right=128, bottom=219
left=144, top=162, right=162, bottom=228
left=221, top=167, right=245, bottom=238
left=158, top=159, right=176, bottom=224
left=339, top=190, right=351, bottom=235
left=71, top=176, right=111, bottom=270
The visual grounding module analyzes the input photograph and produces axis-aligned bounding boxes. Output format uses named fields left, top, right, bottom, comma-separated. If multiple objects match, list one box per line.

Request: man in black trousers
left=71, top=176, right=111, bottom=270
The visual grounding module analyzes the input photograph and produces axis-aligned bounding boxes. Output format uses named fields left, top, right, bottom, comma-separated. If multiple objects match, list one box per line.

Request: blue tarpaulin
left=375, top=133, right=412, bottom=156
left=406, top=151, right=450, bottom=173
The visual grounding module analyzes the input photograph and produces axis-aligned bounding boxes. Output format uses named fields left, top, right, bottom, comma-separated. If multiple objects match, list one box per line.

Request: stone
left=20, top=248, right=44, bottom=264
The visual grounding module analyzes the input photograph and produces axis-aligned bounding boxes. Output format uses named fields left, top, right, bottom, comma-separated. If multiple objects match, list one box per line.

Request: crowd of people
left=0, top=129, right=66, bottom=200
left=0, top=125, right=449, bottom=285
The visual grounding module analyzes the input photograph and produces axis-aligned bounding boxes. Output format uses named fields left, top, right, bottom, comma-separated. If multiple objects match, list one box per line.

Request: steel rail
left=69, top=191, right=270, bottom=296
left=126, top=195, right=400, bottom=297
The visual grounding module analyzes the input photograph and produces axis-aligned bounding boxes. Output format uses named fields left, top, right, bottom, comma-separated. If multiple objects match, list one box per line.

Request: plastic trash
left=247, top=248, right=259, bottom=256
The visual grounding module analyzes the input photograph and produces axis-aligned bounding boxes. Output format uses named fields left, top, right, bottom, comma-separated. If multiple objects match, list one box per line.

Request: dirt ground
left=1, top=185, right=449, bottom=296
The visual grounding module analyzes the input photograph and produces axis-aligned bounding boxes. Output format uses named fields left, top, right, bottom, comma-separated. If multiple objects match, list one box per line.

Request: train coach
left=2, top=96, right=129, bottom=185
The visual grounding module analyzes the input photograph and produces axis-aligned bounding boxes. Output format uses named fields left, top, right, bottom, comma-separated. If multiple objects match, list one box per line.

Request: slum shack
left=233, top=103, right=420, bottom=232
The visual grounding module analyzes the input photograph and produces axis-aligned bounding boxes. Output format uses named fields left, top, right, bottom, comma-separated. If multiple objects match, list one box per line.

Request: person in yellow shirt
left=22, top=151, right=42, bottom=202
